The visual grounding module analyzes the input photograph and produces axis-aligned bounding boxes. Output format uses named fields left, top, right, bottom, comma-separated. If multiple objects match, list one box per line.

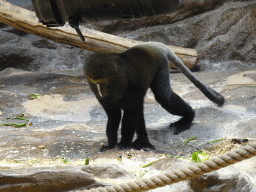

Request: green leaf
left=207, top=138, right=226, bottom=144
left=30, top=93, right=42, bottom=100
left=6, top=114, right=29, bottom=121
left=14, top=160, right=22, bottom=163
left=198, top=151, right=209, bottom=162
left=141, top=160, right=157, bottom=168
left=0, top=123, right=26, bottom=128
left=169, top=155, right=183, bottom=159
left=63, top=159, right=68, bottom=164
left=84, top=158, right=90, bottom=165
left=192, top=152, right=200, bottom=162
left=184, top=136, right=197, bottom=147
left=191, top=151, right=209, bottom=163
left=16, top=117, right=29, bottom=121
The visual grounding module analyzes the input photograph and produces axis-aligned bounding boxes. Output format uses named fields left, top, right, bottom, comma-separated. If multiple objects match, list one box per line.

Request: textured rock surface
left=0, top=0, right=256, bottom=191
left=119, top=1, right=256, bottom=71
left=0, top=166, right=106, bottom=191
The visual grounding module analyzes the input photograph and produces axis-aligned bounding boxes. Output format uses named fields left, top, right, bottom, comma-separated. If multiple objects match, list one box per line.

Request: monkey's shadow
left=146, top=123, right=192, bottom=140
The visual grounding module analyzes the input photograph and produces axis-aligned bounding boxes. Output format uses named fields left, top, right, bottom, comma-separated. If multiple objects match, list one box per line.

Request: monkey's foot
left=132, top=139, right=155, bottom=150
left=99, top=145, right=115, bottom=152
left=117, top=142, right=132, bottom=150
left=169, top=117, right=193, bottom=135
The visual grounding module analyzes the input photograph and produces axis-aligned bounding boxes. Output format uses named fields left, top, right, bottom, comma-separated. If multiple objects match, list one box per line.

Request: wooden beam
left=0, top=0, right=197, bottom=69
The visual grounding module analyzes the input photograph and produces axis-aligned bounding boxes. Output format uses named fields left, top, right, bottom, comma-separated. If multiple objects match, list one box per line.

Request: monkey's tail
left=167, top=51, right=225, bottom=106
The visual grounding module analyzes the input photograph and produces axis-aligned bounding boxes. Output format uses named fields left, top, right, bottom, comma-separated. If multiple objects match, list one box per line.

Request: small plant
left=191, top=151, right=209, bottom=163
left=84, top=158, right=90, bottom=165
left=207, top=138, right=226, bottom=144
left=30, top=93, right=42, bottom=100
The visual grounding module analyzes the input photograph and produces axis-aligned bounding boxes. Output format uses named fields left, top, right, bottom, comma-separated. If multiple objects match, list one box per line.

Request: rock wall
left=0, top=0, right=255, bottom=72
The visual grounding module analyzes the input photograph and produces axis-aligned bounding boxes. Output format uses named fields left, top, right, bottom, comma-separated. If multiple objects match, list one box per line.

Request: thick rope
left=82, top=143, right=256, bottom=192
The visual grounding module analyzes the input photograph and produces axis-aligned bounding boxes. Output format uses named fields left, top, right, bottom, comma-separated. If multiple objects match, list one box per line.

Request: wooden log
left=0, top=0, right=197, bottom=69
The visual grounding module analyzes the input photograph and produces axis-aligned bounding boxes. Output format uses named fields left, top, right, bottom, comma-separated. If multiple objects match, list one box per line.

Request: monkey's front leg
left=118, top=102, right=155, bottom=150
left=99, top=101, right=121, bottom=151
left=118, top=110, right=137, bottom=149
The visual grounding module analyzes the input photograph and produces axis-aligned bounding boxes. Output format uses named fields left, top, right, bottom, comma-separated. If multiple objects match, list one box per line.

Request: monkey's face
left=86, top=74, right=127, bottom=102
left=84, top=53, right=127, bottom=102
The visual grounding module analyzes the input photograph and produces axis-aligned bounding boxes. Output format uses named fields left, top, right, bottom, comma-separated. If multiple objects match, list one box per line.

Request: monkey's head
left=84, top=53, right=128, bottom=102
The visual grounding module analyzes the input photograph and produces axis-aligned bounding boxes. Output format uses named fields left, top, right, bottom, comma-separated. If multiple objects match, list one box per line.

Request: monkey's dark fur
left=84, top=42, right=225, bottom=151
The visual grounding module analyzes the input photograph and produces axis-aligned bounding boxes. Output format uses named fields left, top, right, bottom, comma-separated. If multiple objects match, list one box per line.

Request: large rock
left=119, top=0, right=256, bottom=71
left=1, top=1, right=255, bottom=72
left=1, top=157, right=256, bottom=192
left=189, top=167, right=256, bottom=192
left=0, top=167, right=105, bottom=192
left=143, top=158, right=256, bottom=192
left=100, top=0, right=226, bottom=34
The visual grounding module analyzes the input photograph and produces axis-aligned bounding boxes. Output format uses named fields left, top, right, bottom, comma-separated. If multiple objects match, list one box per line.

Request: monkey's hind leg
left=151, top=70, right=195, bottom=135
left=131, top=105, right=155, bottom=150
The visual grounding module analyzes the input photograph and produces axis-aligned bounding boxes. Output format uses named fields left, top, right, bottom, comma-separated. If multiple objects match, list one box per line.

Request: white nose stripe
left=97, top=84, right=103, bottom=97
